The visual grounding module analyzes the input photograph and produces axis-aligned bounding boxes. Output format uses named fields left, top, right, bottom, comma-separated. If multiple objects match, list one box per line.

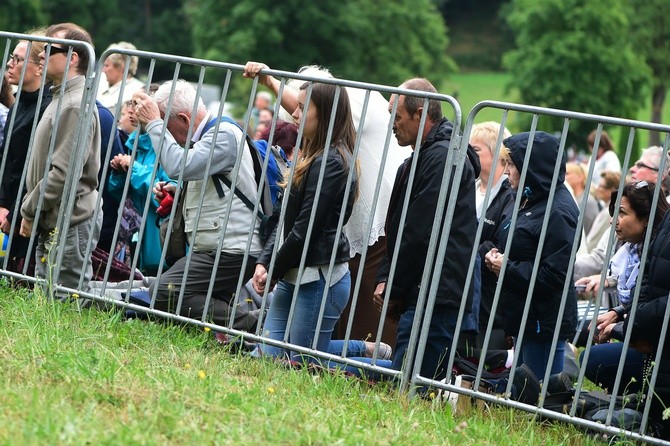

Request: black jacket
left=258, top=147, right=355, bottom=280
left=627, top=210, right=670, bottom=435
left=377, top=118, right=481, bottom=309
left=477, top=178, right=515, bottom=331
left=0, top=87, right=52, bottom=258
left=498, top=131, right=578, bottom=341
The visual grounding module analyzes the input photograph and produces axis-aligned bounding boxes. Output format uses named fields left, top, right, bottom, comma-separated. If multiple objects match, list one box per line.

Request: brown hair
left=587, top=129, right=614, bottom=152
left=600, top=170, right=621, bottom=190
left=23, top=27, right=47, bottom=63
left=45, top=22, right=93, bottom=74
left=399, top=78, right=443, bottom=123
left=291, top=82, right=357, bottom=191
left=609, top=181, right=670, bottom=239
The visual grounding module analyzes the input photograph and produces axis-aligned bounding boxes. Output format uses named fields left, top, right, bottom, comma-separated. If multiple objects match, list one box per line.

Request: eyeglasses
left=7, top=54, right=38, bottom=65
left=47, top=45, right=71, bottom=56
left=634, top=161, right=659, bottom=172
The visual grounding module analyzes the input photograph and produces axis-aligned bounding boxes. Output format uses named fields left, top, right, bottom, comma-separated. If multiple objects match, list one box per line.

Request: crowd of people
left=3, top=22, right=670, bottom=439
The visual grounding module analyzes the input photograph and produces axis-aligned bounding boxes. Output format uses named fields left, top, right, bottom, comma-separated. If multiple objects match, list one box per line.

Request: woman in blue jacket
left=109, top=122, right=171, bottom=275
left=485, top=131, right=579, bottom=380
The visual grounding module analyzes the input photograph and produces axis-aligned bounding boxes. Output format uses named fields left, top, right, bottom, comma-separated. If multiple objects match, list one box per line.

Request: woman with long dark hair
left=251, top=82, right=371, bottom=362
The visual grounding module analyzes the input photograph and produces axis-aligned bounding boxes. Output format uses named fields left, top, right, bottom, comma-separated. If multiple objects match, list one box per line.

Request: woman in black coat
left=484, top=131, right=579, bottom=380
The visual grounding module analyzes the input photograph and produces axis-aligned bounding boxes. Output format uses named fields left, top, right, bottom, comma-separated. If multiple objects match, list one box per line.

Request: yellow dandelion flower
left=204, top=327, right=211, bottom=332
left=429, top=392, right=436, bottom=399
left=268, top=386, right=275, bottom=394
left=198, top=370, right=206, bottom=380
left=184, top=363, right=191, bottom=369
left=40, top=256, right=46, bottom=263
left=72, top=293, right=79, bottom=299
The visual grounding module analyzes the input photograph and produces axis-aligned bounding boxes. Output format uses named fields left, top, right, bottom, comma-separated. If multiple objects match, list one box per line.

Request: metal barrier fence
left=2, top=30, right=670, bottom=444
left=423, top=101, right=670, bottom=444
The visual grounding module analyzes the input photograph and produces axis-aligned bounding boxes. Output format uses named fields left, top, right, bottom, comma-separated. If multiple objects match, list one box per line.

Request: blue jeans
left=517, top=338, right=565, bottom=379
left=257, top=271, right=351, bottom=362
left=580, top=342, right=644, bottom=394
left=394, top=305, right=459, bottom=381
left=323, top=305, right=459, bottom=382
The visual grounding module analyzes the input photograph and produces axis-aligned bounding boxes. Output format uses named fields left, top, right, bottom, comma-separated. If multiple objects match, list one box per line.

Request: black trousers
left=151, top=250, right=257, bottom=330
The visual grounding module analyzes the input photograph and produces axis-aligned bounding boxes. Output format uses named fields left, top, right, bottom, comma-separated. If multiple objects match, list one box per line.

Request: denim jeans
left=580, top=342, right=644, bottom=394
left=322, top=305, right=459, bottom=382
left=258, top=270, right=351, bottom=362
left=393, top=305, right=459, bottom=381
left=517, top=338, right=566, bottom=379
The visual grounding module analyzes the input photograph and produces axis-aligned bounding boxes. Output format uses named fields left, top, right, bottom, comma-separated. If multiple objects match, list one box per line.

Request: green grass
left=441, top=72, right=517, bottom=127
left=0, top=284, right=623, bottom=445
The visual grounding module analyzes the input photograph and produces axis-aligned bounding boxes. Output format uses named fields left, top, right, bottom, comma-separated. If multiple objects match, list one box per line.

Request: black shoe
left=512, top=364, right=541, bottom=405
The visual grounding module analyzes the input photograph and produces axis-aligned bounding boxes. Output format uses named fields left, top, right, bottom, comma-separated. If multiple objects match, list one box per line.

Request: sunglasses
left=47, top=45, right=71, bottom=56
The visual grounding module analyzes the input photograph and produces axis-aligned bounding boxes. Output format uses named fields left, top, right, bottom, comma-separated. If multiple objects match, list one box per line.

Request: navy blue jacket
left=627, top=211, right=670, bottom=434
left=0, top=87, right=52, bottom=258
left=377, top=118, right=481, bottom=310
left=96, top=101, right=124, bottom=252
left=477, top=178, right=515, bottom=331
left=498, top=131, right=578, bottom=341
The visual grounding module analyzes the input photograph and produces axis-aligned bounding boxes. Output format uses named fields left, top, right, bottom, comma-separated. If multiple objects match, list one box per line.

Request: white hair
left=643, top=146, right=670, bottom=171
left=256, top=91, right=273, bottom=102
left=153, top=80, right=206, bottom=121
left=278, top=65, right=335, bottom=121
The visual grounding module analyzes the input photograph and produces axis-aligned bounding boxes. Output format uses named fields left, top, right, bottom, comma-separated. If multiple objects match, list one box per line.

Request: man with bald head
left=373, top=78, right=481, bottom=382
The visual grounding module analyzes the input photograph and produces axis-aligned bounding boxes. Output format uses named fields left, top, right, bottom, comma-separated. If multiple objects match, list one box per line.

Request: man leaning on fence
left=373, top=78, right=480, bottom=382
left=19, top=23, right=102, bottom=297
left=132, top=80, right=267, bottom=331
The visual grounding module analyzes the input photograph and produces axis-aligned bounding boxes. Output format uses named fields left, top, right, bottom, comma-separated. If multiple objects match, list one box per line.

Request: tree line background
left=2, top=0, right=668, bottom=146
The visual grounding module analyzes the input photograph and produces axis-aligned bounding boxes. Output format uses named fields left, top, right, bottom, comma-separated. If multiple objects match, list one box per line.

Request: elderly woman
left=97, top=41, right=144, bottom=112
left=485, top=131, right=579, bottom=379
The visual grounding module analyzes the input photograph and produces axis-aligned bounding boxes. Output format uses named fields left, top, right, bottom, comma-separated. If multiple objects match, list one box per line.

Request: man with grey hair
left=97, top=41, right=144, bottom=112
left=630, top=145, right=670, bottom=190
left=575, top=145, right=670, bottom=281
left=131, top=79, right=267, bottom=330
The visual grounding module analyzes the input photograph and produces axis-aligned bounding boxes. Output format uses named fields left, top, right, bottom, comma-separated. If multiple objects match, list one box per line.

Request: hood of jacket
left=504, top=131, right=565, bottom=202
left=423, top=118, right=481, bottom=179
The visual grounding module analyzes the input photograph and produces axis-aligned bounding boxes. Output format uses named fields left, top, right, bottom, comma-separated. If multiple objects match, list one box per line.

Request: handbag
left=157, top=184, right=187, bottom=263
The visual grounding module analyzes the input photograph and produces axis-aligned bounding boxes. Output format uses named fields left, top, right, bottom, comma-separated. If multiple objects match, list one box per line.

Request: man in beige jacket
left=20, top=22, right=101, bottom=296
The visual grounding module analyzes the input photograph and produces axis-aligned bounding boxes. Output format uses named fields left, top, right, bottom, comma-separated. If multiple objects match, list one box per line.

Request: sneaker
left=366, top=342, right=393, bottom=360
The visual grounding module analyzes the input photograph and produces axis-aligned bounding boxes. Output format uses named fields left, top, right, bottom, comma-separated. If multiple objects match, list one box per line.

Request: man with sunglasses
left=19, top=23, right=101, bottom=298
left=0, top=30, right=52, bottom=274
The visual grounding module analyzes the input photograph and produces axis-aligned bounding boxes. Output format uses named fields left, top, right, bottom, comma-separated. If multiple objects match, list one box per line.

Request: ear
left=177, top=112, right=190, bottom=124
left=414, top=106, right=424, bottom=120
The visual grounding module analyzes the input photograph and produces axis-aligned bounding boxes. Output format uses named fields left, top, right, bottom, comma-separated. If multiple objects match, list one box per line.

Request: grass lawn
left=0, top=284, right=615, bottom=445
left=441, top=72, right=668, bottom=149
